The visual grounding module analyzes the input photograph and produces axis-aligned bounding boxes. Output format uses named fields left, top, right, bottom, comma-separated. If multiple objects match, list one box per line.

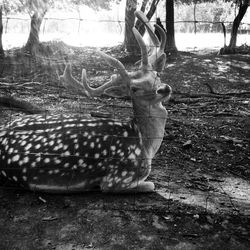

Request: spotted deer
left=0, top=11, right=171, bottom=193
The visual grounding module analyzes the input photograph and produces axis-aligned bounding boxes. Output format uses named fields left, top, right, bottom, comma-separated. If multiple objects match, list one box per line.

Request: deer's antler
left=135, top=11, right=166, bottom=72
left=59, top=10, right=167, bottom=97
left=58, top=64, right=90, bottom=97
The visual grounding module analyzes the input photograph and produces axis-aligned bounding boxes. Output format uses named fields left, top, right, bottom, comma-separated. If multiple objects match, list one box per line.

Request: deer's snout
left=157, top=84, right=172, bottom=98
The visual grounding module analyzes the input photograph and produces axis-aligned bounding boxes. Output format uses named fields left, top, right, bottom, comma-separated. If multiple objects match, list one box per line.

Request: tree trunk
left=135, top=0, right=160, bottom=36
left=123, top=0, right=138, bottom=53
left=228, top=0, right=249, bottom=49
left=139, top=0, right=149, bottom=13
left=165, top=0, right=177, bottom=53
left=24, top=10, right=46, bottom=55
left=0, top=5, right=4, bottom=58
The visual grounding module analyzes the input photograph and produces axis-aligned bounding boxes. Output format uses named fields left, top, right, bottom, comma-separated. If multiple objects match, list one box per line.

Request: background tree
left=178, top=0, right=249, bottom=52
left=23, top=0, right=52, bottom=55
left=228, top=0, right=249, bottom=50
left=0, top=5, right=4, bottom=58
left=24, top=0, right=120, bottom=55
left=1, top=0, right=120, bottom=56
left=124, top=0, right=161, bottom=53
left=165, top=0, right=177, bottom=53
left=123, top=0, right=138, bottom=53
left=135, top=0, right=160, bottom=35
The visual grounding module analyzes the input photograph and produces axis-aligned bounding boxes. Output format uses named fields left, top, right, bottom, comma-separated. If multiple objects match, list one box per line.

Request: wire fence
left=0, top=9, right=249, bottom=219
left=1, top=15, right=250, bottom=50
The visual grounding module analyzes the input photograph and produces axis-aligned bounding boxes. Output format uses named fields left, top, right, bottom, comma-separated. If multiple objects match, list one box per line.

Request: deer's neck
left=133, top=101, right=167, bottom=159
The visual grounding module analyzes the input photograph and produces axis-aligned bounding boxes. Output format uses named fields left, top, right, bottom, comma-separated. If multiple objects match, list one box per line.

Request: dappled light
left=157, top=175, right=250, bottom=215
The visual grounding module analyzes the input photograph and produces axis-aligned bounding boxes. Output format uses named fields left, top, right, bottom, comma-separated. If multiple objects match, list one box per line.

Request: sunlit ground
left=3, top=32, right=250, bottom=51
left=158, top=175, right=250, bottom=215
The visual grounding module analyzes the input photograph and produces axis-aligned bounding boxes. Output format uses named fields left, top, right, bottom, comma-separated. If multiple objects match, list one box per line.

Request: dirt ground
left=0, top=43, right=249, bottom=250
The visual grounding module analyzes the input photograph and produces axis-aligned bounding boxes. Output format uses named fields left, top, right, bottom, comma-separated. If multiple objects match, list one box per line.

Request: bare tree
left=123, top=0, right=139, bottom=53
left=0, top=5, right=4, bottom=58
left=135, top=0, right=160, bottom=36
left=165, top=0, right=177, bottom=53
left=228, top=0, right=249, bottom=50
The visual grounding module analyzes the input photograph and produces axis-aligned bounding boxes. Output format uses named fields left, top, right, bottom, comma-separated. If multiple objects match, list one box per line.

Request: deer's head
left=60, top=11, right=171, bottom=108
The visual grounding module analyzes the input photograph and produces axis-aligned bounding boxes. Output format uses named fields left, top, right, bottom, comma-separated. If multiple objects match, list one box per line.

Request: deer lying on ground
left=0, top=11, right=171, bottom=193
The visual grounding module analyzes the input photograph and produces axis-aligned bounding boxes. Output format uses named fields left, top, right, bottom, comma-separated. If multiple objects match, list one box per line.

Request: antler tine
left=77, top=51, right=130, bottom=97
left=154, top=24, right=166, bottom=51
left=135, top=11, right=167, bottom=72
left=98, top=51, right=130, bottom=81
left=132, top=27, right=149, bottom=68
left=135, top=11, right=160, bottom=48
left=59, top=63, right=90, bottom=97
left=81, top=68, right=114, bottom=97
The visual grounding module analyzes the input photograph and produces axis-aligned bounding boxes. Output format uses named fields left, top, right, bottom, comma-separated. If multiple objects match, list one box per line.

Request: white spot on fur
left=128, top=153, right=136, bottom=160
left=121, top=171, right=127, bottom=177
left=8, top=148, right=14, bottom=154
left=0, top=131, right=7, bottom=137
left=36, top=156, right=41, bottom=162
left=64, top=163, right=70, bottom=168
left=54, top=158, right=61, bottom=164
left=25, top=143, right=32, bottom=151
left=87, top=123, right=97, bottom=127
left=12, top=155, right=20, bottom=162
left=123, top=176, right=133, bottom=184
left=1, top=170, right=7, bottom=177
left=44, top=158, right=50, bottom=163
left=23, top=156, right=29, bottom=163
left=123, top=131, right=128, bottom=137
left=61, top=151, right=70, bottom=157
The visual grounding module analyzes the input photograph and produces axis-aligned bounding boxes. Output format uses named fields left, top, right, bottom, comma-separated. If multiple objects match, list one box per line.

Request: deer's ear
left=104, top=86, right=128, bottom=98
left=154, top=53, right=166, bottom=72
